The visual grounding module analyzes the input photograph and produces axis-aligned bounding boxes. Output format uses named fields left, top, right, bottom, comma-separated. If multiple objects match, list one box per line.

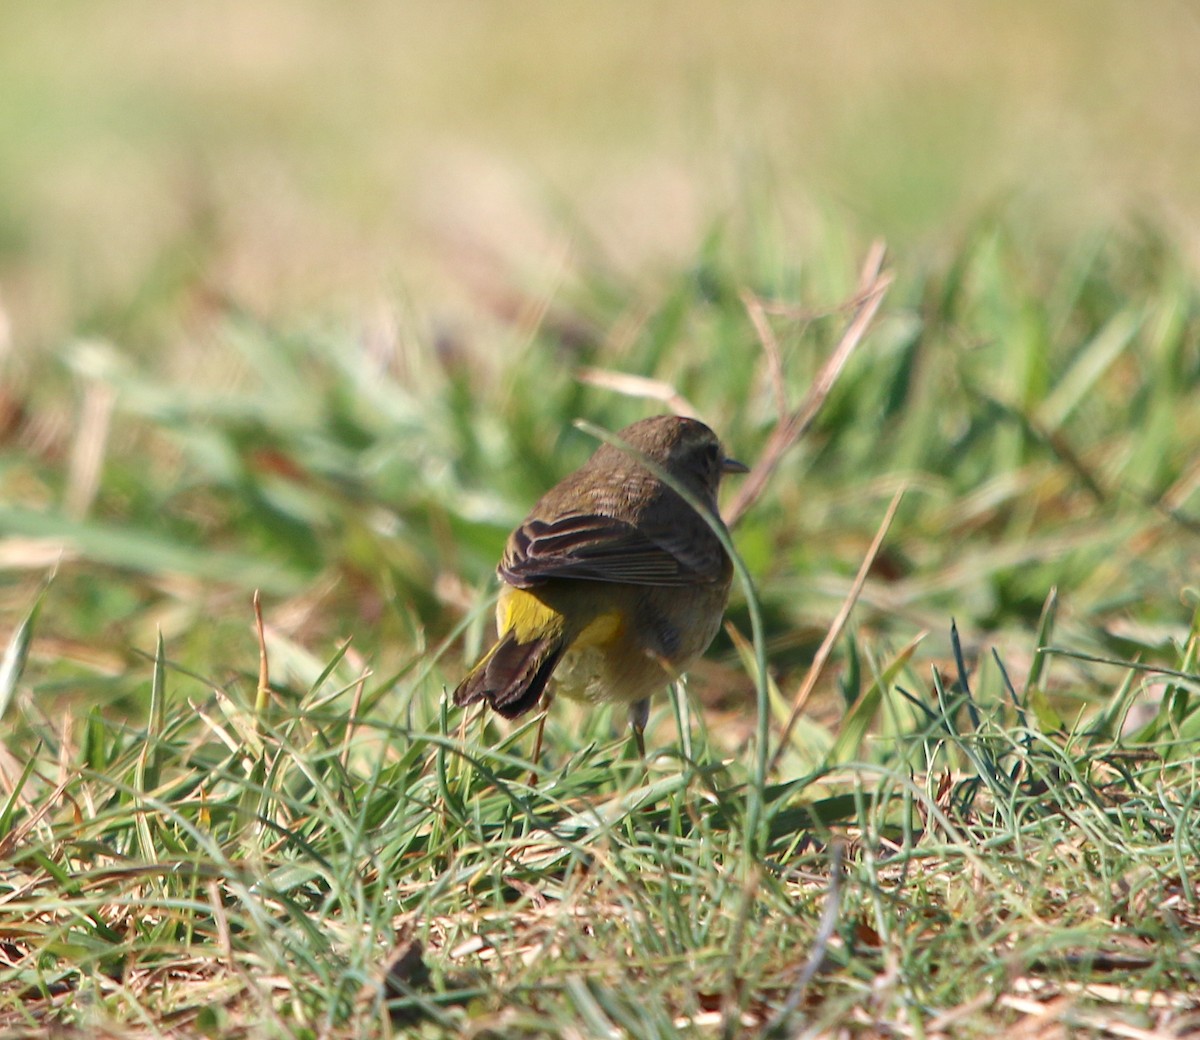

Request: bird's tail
left=452, top=631, right=566, bottom=720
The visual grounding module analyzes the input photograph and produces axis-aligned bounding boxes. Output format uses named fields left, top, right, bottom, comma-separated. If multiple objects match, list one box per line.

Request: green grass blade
left=824, top=633, right=922, bottom=767
left=0, top=583, right=47, bottom=720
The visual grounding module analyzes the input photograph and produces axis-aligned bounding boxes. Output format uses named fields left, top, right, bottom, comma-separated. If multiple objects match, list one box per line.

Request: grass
left=2, top=212, right=1200, bottom=1037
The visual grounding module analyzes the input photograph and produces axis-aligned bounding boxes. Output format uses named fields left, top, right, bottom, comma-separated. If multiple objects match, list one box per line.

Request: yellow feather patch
left=574, top=610, right=623, bottom=648
left=497, top=587, right=567, bottom=644
left=496, top=587, right=623, bottom=650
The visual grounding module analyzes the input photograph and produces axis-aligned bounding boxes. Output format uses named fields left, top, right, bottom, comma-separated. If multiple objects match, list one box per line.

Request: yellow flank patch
left=575, top=609, right=623, bottom=648
left=498, top=587, right=566, bottom=644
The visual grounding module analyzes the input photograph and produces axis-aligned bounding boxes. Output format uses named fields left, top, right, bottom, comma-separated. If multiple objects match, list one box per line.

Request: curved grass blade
left=0, top=581, right=49, bottom=721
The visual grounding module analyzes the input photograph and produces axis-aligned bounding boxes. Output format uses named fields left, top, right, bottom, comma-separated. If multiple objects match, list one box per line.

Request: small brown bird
left=454, top=414, right=746, bottom=761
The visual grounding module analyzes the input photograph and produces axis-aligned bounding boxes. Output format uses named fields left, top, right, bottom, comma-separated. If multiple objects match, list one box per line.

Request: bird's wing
left=499, top=513, right=720, bottom=588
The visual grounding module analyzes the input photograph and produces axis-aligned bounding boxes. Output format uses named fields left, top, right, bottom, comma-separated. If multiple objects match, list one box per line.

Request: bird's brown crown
left=587, top=415, right=737, bottom=504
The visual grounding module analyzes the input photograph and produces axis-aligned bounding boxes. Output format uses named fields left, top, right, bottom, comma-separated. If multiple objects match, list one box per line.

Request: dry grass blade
left=253, top=590, right=270, bottom=729
left=64, top=376, right=115, bottom=520
left=768, top=485, right=906, bottom=774
left=740, top=288, right=789, bottom=422
left=575, top=367, right=699, bottom=418
left=340, top=668, right=368, bottom=769
left=0, top=776, right=72, bottom=860
left=207, top=879, right=234, bottom=969
left=763, top=842, right=844, bottom=1037
left=724, top=240, right=892, bottom=528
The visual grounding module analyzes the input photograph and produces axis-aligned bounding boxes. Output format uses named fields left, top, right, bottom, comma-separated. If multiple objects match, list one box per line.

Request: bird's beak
left=721, top=455, right=749, bottom=474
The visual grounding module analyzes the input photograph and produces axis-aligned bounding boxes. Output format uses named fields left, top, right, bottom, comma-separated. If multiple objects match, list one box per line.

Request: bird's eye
left=703, top=441, right=720, bottom=468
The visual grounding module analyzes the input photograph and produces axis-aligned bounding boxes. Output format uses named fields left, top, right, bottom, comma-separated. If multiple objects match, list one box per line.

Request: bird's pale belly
left=550, top=592, right=725, bottom=706
left=552, top=640, right=668, bottom=705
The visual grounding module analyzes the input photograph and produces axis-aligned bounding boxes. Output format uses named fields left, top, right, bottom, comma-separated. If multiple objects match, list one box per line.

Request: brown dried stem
left=767, top=485, right=906, bottom=774
left=723, top=240, right=892, bottom=529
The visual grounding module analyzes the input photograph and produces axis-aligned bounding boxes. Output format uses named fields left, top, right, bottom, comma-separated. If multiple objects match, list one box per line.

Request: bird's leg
left=628, top=698, right=649, bottom=761
left=528, top=693, right=553, bottom=785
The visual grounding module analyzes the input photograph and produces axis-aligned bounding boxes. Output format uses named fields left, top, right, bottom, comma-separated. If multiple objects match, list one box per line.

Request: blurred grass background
left=3, top=1, right=1200, bottom=343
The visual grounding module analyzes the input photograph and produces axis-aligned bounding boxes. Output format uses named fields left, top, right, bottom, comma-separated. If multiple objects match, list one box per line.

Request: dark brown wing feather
left=500, top=513, right=719, bottom=588
left=453, top=631, right=565, bottom=719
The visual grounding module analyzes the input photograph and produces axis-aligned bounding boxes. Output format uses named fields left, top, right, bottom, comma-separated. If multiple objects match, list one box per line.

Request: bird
left=453, top=414, right=746, bottom=767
